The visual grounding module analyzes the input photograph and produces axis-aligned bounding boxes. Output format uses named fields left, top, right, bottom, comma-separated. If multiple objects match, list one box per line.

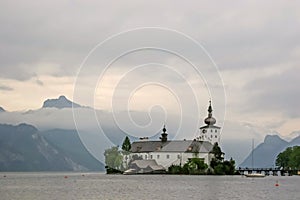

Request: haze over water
left=1, top=172, right=299, bottom=200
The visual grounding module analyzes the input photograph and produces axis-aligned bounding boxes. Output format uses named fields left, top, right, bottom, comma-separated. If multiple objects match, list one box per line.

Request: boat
left=245, top=173, right=265, bottom=178
left=123, top=168, right=137, bottom=175
left=245, top=139, right=265, bottom=178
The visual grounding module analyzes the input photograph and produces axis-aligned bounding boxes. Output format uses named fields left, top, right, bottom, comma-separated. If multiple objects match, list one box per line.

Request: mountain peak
left=239, top=134, right=290, bottom=168
left=264, top=134, right=286, bottom=144
left=42, top=95, right=82, bottom=109
left=59, top=95, right=67, bottom=100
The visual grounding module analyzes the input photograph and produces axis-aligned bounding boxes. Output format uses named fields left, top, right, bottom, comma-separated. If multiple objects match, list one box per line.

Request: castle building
left=125, top=101, right=221, bottom=171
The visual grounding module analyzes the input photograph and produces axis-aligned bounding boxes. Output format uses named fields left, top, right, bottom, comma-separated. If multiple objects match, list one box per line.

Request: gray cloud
left=0, top=85, right=13, bottom=91
left=1, top=1, right=299, bottom=80
left=243, top=67, right=300, bottom=118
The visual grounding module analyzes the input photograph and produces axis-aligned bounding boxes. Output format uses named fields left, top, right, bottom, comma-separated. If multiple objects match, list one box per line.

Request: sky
left=0, top=1, right=300, bottom=163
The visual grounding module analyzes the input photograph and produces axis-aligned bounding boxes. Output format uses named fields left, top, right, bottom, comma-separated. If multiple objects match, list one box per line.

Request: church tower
left=197, top=101, right=221, bottom=144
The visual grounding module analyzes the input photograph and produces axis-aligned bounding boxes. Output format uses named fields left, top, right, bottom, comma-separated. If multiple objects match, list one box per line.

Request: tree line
left=276, top=146, right=300, bottom=171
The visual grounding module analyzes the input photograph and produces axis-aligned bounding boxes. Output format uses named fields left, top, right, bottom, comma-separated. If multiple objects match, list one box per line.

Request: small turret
left=160, top=125, right=168, bottom=142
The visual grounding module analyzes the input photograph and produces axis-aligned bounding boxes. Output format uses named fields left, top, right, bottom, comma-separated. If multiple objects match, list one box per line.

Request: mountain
left=0, top=107, right=5, bottom=112
left=42, top=95, right=82, bottom=109
left=42, top=129, right=104, bottom=171
left=0, top=123, right=104, bottom=171
left=239, top=135, right=300, bottom=168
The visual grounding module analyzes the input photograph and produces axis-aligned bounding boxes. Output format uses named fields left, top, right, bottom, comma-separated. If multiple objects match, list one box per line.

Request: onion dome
left=162, top=125, right=166, bottom=133
left=204, top=100, right=216, bottom=125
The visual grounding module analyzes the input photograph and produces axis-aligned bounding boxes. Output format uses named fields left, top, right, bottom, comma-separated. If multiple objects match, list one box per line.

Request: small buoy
left=3, top=175, right=6, bottom=178
left=275, top=181, right=279, bottom=187
left=82, top=174, right=85, bottom=177
left=64, top=176, right=68, bottom=179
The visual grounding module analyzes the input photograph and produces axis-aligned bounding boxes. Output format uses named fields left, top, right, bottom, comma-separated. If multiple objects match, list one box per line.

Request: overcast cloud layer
left=0, top=1, right=300, bottom=163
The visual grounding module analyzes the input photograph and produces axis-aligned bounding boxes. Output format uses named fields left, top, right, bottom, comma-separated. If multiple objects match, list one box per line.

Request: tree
left=122, top=136, right=131, bottom=154
left=223, top=158, right=236, bottom=175
left=210, top=142, right=224, bottom=162
left=213, top=164, right=225, bottom=175
left=104, top=146, right=123, bottom=170
left=289, top=146, right=300, bottom=169
left=209, top=143, right=236, bottom=175
left=276, top=147, right=292, bottom=169
left=184, top=158, right=208, bottom=174
left=276, top=146, right=300, bottom=173
left=210, top=142, right=224, bottom=169
left=168, top=158, right=208, bottom=175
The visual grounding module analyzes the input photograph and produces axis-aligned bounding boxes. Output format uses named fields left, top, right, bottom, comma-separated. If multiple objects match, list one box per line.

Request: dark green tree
left=223, top=158, right=236, bottom=175
left=184, top=158, right=208, bottom=174
left=210, top=142, right=224, bottom=162
left=276, top=147, right=293, bottom=169
left=210, top=142, right=224, bottom=169
left=168, top=158, right=208, bottom=175
left=213, top=163, right=225, bottom=175
left=209, top=143, right=236, bottom=175
left=168, top=165, right=185, bottom=174
left=122, top=136, right=131, bottom=154
left=289, top=146, right=300, bottom=169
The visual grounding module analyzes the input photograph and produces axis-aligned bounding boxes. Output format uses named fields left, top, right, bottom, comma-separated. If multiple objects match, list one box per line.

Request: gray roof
left=131, top=160, right=164, bottom=170
left=130, top=160, right=165, bottom=172
left=200, top=125, right=221, bottom=129
left=130, top=140, right=213, bottom=153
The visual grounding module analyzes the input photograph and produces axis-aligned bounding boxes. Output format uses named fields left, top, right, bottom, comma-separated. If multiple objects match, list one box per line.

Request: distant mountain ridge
left=239, top=134, right=300, bottom=168
left=0, top=123, right=104, bottom=171
left=0, top=107, right=5, bottom=112
left=42, top=95, right=82, bottom=109
left=42, top=129, right=104, bottom=171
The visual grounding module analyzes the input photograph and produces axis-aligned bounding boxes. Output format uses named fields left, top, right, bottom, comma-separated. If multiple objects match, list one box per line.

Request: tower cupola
left=204, top=100, right=216, bottom=126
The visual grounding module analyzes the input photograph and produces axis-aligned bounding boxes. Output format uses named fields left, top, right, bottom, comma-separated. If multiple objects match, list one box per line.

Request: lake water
left=0, top=172, right=299, bottom=200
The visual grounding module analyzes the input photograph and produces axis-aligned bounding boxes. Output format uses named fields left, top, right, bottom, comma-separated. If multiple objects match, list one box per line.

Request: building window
left=166, top=155, right=170, bottom=159
left=157, top=155, right=160, bottom=159
left=177, top=154, right=180, bottom=159
left=211, top=129, right=213, bottom=132
left=150, top=155, right=153, bottom=159
left=215, top=130, right=217, bottom=133
left=215, top=135, right=217, bottom=138
left=145, top=155, right=147, bottom=159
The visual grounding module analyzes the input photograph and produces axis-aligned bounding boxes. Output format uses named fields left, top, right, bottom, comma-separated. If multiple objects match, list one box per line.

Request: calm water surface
left=0, top=172, right=299, bottom=200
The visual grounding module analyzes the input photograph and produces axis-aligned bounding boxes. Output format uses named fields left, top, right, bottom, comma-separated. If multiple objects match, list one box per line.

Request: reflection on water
left=0, top=173, right=299, bottom=200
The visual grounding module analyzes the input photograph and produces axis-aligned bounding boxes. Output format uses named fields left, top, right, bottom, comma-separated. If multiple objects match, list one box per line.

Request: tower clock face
left=202, top=129, right=207, bottom=133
